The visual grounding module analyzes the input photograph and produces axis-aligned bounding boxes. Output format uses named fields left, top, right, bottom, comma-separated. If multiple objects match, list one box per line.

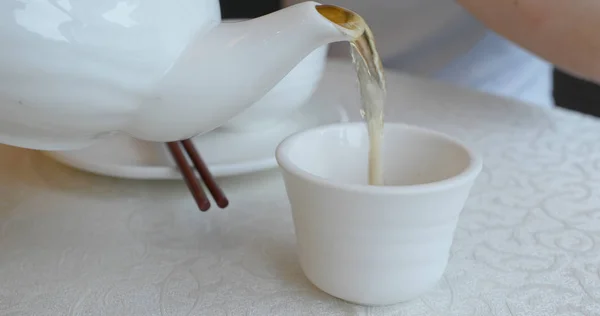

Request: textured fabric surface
left=1, top=60, right=599, bottom=315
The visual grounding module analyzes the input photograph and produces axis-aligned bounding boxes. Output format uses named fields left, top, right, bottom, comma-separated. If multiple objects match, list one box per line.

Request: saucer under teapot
left=45, top=91, right=348, bottom=179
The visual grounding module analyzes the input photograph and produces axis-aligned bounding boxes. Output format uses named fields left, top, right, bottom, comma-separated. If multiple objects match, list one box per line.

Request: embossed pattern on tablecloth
left=1, top=61, right=600, bottom=315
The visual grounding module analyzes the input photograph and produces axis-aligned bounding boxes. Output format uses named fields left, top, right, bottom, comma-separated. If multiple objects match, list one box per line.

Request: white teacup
left=276, top=122, right=482, bottom=306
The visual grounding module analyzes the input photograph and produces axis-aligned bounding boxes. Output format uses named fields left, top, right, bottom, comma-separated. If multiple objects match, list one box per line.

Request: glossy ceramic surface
left=221, top=43, right=329, bottom=132
left=0, top=0, right=356, bottom=150
left=276, top=122, right=482, bottom=305
left=45, top=90, right=348, bottom=179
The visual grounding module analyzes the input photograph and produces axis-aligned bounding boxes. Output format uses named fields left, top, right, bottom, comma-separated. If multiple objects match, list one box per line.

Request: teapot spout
left=126, top=1, right=364, bottom=142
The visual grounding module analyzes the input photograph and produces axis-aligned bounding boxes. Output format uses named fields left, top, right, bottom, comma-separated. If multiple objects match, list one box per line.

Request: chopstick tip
left=198, top=199, right=211, bottom=212
left=216, top=198, right=229, bottom=209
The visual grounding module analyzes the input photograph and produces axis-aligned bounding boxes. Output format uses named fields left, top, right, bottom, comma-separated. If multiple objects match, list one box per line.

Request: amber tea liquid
left=317, top=5, right=387, bottom=185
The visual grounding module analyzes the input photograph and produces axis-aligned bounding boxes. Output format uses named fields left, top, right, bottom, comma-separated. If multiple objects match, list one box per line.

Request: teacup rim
left=275, top=122, right=483, bottom=195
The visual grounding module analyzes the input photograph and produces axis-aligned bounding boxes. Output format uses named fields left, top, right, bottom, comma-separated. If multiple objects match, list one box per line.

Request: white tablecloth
left=1, top=60, right=600, bottom=315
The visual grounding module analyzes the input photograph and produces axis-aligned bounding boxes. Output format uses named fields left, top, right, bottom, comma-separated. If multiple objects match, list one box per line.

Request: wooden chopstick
left=166, top=142, right=211, bottom=211
left=180, top=139, right=229, bottom=208
left=166, top=140, right=229, bottom=212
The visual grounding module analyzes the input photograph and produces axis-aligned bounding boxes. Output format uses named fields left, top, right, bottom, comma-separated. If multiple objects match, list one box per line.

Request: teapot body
left=0, top=0, right=221, bottom=149
left=1, top=0, right=221, bottom=90
left=0, top=1, right=355, bottom=150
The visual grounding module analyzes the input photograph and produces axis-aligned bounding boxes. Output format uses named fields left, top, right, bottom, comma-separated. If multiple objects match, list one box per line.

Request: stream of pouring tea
left=350, top=28, right=386, bottom=185
left=317, top=5, right=387, bottom=185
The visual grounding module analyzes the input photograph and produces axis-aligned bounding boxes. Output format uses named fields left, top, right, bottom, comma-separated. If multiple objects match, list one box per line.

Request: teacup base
left=300, top=260, right=442, bottom=306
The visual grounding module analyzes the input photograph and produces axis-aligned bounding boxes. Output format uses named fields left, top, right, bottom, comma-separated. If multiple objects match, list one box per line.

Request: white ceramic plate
left=45, top=95, right=349, bottom=179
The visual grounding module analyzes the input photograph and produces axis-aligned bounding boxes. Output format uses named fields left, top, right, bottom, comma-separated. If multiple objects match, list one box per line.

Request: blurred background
left=220, top=0, right=554, bottom=108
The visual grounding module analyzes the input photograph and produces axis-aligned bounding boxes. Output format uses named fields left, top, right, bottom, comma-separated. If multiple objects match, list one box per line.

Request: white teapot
left=0, top=0, right=361, bottom=150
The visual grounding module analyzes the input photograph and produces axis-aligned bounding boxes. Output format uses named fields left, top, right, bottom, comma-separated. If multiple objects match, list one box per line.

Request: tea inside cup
left=276, top=122, right=482, bottom=306
left=276, top=122, right=480, bottom=187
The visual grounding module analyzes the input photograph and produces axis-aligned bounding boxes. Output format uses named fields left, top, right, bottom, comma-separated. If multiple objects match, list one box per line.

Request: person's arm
left=456, top=0, right=600, bottom=83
